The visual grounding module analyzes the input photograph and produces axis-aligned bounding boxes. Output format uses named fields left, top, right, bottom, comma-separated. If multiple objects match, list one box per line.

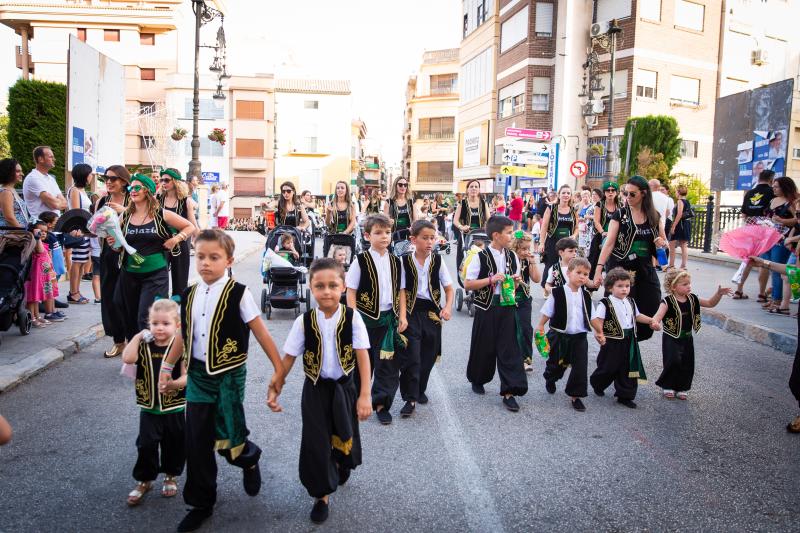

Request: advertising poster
left=71, top=127, right=84, bottom=165
left=462, top=126, right=481, bottom=168
left=737, top=129, right=788, bottom=190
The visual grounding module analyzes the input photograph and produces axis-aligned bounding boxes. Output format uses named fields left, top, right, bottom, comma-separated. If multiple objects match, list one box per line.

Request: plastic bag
left=534, top=330, right=550, bottom=359
left=787, top=265, right=800, bottom=300
left=499, top=275, right=516, bottom=306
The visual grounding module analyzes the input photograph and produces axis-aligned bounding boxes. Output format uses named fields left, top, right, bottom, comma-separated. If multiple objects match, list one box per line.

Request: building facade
left=402, top=48, right=459, bottom=195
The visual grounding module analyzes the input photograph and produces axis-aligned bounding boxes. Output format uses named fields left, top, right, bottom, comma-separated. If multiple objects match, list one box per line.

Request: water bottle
left=656, top=247, right=668, bottom=267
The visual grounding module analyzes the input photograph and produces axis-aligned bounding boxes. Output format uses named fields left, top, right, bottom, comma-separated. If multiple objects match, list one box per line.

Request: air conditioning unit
left=590, top=21, right=611, bottom=38
left=751, top=49, right=768, bottom=66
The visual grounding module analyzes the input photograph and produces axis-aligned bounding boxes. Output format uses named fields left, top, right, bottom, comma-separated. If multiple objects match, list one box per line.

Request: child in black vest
left=651, top=269, right=730, bottom=400
left=536, top=257, right=593, bottom=411
left=465, top=215, right=527, bottom=412
left=159, top=229, right=285, bottom=533
left=269, top=258, right=372, bottom=524
left=511, top=230, right=542, bottom=371
left=345, top=214, right=405, bottom=425
left=122, top=298, right=186, bottom=506
left=589, top=268, right=660, bottom=409
left=543, top=237, right=578, bottom=296
left=395, top=220, right=455, bottom=415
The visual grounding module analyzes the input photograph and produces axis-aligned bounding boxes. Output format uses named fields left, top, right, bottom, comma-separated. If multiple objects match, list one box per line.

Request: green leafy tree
left=0, top=115, right=10, bottom=158
left=636, top=147, right=670, bottom=185
left=670, top=172, right=711, bottom=206
left=618, top=115, right=682, bottom=177
left=7, top=79, right=67, bottom=188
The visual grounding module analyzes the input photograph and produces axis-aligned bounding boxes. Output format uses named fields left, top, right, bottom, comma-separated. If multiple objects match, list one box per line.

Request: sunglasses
left=160, top=178, right=172, bottom=183
left=281, top=189, right=293, bottom=194
left=128, top=185, right=144, bottom=192
left=622, top=191, right=638, bottom=198
left=397, top=183, right=408, bottom=188
left=604, top=188, right=617, bottom=193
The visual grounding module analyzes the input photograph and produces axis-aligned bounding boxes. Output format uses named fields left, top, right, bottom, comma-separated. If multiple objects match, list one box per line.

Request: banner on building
left=462, top=126, right=482, bottom=168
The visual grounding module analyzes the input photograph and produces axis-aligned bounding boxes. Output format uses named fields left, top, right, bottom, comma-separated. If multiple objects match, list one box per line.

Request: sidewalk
left=0, top=231, right=265, bottom=393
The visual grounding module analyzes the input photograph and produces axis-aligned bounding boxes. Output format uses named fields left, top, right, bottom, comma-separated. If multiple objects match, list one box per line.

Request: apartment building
left=402, top=48, right=459, bottom=194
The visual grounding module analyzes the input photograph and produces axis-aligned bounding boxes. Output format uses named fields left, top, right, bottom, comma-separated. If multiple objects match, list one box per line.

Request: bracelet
left=160, top=362, right=175, bottom=374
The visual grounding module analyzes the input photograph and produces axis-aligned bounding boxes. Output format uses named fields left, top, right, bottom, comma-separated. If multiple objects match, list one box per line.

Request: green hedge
left=8, top=79, right=67, bottom=189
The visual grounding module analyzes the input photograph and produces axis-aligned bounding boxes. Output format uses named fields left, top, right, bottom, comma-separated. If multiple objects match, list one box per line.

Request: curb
left=702, top=309, right=796, bottom=355
left=0, top=240, right=264, bottom=394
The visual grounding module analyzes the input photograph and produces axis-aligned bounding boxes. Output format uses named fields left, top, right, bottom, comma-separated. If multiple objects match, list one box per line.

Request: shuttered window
left=500, top=6, right=529, bottom=52
left=233, top=177, right=265, bottom=196
left=535, top=3, right=554, bottom=37
left=639, top=0, right=661, bottom=21
left=596, top=0, right=631, bottom=22
left=236, top=139, right=264, bottom=158
left=236, top=100, right=264, bottom=120
left=140, top=68, right=155, bottom=81
left=670, top=75, right=700, bottom=105
left=675, top=0, right=704, bottom=31
left=532, top=77, right=551, bottom=112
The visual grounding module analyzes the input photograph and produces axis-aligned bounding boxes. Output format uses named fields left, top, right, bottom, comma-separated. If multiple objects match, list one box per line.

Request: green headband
left=130, top=173, right=156, bottom=194
left=602, top=181, right=619, bottom=190
left=160, top=168, right=183, bottom=181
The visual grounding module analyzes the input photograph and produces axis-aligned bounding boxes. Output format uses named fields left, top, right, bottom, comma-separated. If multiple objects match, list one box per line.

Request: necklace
left=133, top=209, right=151, bottom=225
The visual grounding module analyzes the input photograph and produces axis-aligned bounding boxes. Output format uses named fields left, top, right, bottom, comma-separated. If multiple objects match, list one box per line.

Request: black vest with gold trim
left=550, top=286, right=592, bottom=333
left=402, top=253, right=442, bottom=313
left=548, top=261, right=566, bottom=289
left=355, top=251, right=401, bottom=320
left=598, top=296, right=637, bottom=340
left=458, top=198, right=487, bottom=229
left=546, top=205, right=577, bottom=237
left=135, top=338, right=186, bottom=411
left=517, top=258, right=532, bottom=299
left=119, top=207, right=178, bottom=268
left=662, top=294, right=701, bottom=339
left=302, top=305, right=356, bottom=384
left=473, top=247, right=519, bottom=311
left=611, top=204, right=659, bottom=261
left=181, top=279, right=251, bottom=375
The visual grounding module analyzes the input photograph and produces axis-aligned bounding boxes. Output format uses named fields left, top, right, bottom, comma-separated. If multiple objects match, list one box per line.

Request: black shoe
left=545, top=381, right=556, bottom=394
left=243, top=463, right=261, bottom=496
left=418, top=392, right=429, bottom=404
left=337, top=464, right=351, bottom=486
left=400, top=401, right=415, bottom=418
left=572, top=398, right=586, bottom=412
left=310, top=499, right=329, bottom=524
left=471, top=383, right=485, bottom=395
left=592, top=386, right=605, bottom=397
left=81, top=273, right=93, bottom=281
left=177, top=508, right=213, bottom=532
left=502, top=396, right=520, bottom=412
left=54, top=299, right=68, bottom=309
left=376, top=409, right=392, bottom=425
left=618, top=398, right=637, bottom=409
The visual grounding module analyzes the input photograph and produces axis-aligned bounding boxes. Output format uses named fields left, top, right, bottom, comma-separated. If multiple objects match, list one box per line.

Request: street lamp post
left=604, top=20, right=622, bottom=180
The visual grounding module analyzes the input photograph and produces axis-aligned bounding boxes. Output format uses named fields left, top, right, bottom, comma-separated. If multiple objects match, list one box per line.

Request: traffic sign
left=570, top=160, right=588, bottom=179
left=201, top=171, right=220, bottom=183
left=500, top=165, right=547, bottom=178
left=505, top=127, right=552, bottom=141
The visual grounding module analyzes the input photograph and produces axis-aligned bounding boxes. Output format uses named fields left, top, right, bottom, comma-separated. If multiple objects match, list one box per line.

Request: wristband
left=160, top=362, right=175, bottom=374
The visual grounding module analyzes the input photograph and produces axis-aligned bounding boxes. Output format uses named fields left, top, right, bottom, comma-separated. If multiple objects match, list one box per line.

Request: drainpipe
left=715, top=1, right=726, bottom=101
left=20, top=26, right=29, bottom=80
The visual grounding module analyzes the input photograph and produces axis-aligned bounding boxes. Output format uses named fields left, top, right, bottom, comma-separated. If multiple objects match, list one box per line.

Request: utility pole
left=624, top=119, right=637, bottom=177
left=604, top=19, right=622, bottom=179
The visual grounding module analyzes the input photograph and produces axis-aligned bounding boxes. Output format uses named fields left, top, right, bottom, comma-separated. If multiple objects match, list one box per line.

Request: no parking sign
left=570, top=160, right=588, bottom=179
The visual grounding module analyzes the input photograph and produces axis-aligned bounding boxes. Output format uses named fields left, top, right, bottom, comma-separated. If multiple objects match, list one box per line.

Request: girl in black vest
left=651, top=269, right=730, bottom=400
left=511, top=231, right=541, bottom=371
left=121, top=298, right=186, bottom=506
left=157, top=168, right=198, bottom=297
left=268, top=258, right=372, bottom=524
left=589, top=181, right=620, bottom=279
left=362, top=189, right=382, bottom=216
left=593, top=175, right=667, bottom=341
left=95, top=165, right=130, bottom=357
left=112, top=174, right=194, bottom=341
left=431, top=192, right=450, bottom=236
left=452, top=179, right=490, bottom=287
left=326, top=181, right=356, bottom=234
left=538, top=184, right=577, bottom=286
left=277, top=181, right=310, bottom=230
left=384, top=176, right=416, bottom=238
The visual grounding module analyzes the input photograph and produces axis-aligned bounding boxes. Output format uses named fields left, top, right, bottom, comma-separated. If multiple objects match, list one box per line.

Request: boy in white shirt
left=543, top=237, right=578, bottom=296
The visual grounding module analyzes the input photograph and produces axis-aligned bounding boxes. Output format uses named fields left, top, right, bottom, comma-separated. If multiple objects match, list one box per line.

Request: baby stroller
left=0, top=229, right=35, bottom=344
left=323, top=232, right=356, bottom=270
left=261, top=226, right=310, bottom=319
left=392, top=228, right=413, bottom=258
left=456, top=229, right=490, bottom=317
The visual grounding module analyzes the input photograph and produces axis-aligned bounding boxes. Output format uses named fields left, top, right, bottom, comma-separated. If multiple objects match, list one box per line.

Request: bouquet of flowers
left=88, top=206, right=144, bottom=264
left=719, top=220, right=783, bottom=284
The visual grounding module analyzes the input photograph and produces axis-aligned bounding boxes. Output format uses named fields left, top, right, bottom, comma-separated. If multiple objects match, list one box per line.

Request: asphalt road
left=1, top=248, right=798, bottom=532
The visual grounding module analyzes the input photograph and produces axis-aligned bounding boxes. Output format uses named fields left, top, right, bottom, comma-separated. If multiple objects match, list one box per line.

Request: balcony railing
left=416, top=175, right=453, bottom=184
left=430, top=87, right=457, bottom=96
left=418, top=132, right=454, bottom=141
left=15, top=46, right=31, bottom=70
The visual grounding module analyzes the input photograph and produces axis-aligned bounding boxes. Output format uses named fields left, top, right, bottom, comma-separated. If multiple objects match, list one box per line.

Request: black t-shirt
left=678, top=299, right=692, bottom=334
left=126, top=220, right=165, bottom=256
left=741, top=183, right=775, bottom=217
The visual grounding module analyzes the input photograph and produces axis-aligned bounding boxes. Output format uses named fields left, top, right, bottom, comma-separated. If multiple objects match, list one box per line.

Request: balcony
left=418, top=132, right=454, bottom=141
left=416, top=174, right=453, bottom=184
left=15, top=46, right=32, bottom=71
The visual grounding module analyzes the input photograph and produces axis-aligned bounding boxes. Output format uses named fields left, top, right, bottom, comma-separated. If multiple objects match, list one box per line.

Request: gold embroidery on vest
left=336, top=305, right=356, bottom=375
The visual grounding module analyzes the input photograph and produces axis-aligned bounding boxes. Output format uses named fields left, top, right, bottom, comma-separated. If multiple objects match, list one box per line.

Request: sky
left=0, top=0, right=463, bottom=167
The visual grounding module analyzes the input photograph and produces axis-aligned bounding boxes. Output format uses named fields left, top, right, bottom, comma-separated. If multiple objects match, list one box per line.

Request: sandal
left=663, top=389, right=675, bottom=399
left=731, top=291, right=749, bottom=300
left=32, top=317, right=48, bottom=328
left=162, top=475, right=179, bottom=498
left=768, top=307, right=791, bottom=315
left=127, top=481, right=151, bottom=506
left=757, top=293, right=769, bottom=303
left=787, top=415, right=800, bottom=433
left=676, top=392, right=688, bottom=400
left=67, top=292, right=89, bottom=304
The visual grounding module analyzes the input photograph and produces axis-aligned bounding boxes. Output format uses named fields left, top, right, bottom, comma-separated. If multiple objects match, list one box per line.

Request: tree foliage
left=636, top=147, right=670, bottom=185
left=0, top=115, right=10, bottom=159
left=670, top=172, right=711, bottom=206
left=618, top=115, right=682, bottom=177
left=7, top=79, right=67, bottom=188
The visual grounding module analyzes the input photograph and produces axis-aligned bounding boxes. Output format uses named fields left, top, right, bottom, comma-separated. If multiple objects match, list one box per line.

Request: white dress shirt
left=191, top=274, right=261, bottom=362
left=541, top=286, right=591, bottom=334
left=283, top=306, right=370, bottom=380
left=465, top=245, right=520, bottom=295
left=345, top=248, right=395, bottom=311
left=400, top=253, right=453, bottom=301
left=592, top=295, right=638, bottom=329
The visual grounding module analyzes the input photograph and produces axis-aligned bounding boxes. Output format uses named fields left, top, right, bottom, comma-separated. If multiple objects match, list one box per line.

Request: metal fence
left=686, top=198, right=744, bottom=251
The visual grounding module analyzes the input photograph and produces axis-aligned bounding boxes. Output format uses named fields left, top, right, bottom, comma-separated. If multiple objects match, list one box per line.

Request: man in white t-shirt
left=215, top=183, right=229, bottom=229
left=648, top=179, right=670, bottom=230
left=22, top=146, right=66, bottom=218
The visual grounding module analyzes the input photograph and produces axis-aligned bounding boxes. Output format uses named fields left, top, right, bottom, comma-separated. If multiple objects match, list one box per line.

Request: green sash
left=360, top=310, right=407, bottom=360
left=630, top=239, right=650, bottom=258
left=126, top=251, right=167, bottom=273
left=623, top=328, right=647, bottom=382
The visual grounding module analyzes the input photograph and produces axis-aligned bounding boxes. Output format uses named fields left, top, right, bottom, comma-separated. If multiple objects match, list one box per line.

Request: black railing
left=686, top=197, right=744, bottom=251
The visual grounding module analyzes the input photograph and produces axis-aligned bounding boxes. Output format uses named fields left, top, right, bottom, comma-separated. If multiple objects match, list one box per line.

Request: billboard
left=462, top=126, right=481, bottom=168
left=67, top=35, right=125, bottom=173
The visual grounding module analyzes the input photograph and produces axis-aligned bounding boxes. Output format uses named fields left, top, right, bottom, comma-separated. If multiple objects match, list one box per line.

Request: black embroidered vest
left=548, top=261, right=565, bottom=289
left=402, top=253, right=442, bottom=313
left=119, top=207, right=177, bottom=267
left=662, top=294, right=701, bottom=339
left=302, top=305, right=356, bottom=384
left=157, top=193, right=188, bottom=218
left=355, top=251, right=401, bottom=320
left=518, top=258, right=531, bottom=299
left=182, top=280, right=251, bottom=375
left=549, top=286, right=592, bottom=333
left=547, top=206, right=577, bottom=237
left=611, top=204, right=659, bottom=261
left=473, top=247, right=518, bottom=311
left=599, top=296, right=637, bottom=340
left=135, top=338, right=186, bottom=411
left=458, top=198, right=487, bottom=229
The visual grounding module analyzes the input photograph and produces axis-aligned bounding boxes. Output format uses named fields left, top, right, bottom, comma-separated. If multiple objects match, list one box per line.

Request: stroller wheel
left=456, top=288, right=463, bottom=311
left=261, top=289, right=268, bottom=314
left=265, top=304, right=272, bottom=320
left=18, top=309, right=31, bottom=335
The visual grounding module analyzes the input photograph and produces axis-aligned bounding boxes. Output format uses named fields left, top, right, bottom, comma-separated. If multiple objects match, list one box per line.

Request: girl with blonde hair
left=157, top=168, right=198, bottom=295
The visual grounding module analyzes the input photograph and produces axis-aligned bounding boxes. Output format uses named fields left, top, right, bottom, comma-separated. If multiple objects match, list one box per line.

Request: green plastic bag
left=499, top=275, right=517, bottom=306
left=788, top=265, right=800, bottom=300
left=534, top=330, right=550, bottom=359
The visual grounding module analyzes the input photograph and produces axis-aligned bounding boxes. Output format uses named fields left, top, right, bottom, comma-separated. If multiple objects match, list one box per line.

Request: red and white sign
left=570, top=160, right=588, bottom=179
left=505, top=127, right=552, bottom=141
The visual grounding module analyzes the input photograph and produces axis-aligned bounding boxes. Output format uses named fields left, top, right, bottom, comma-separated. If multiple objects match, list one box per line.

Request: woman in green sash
left=113, top=174, right=194, bottom=341
left=538, top=185, right=577, bottom=286
left=384, top=176, right=416, bottom=237
left=589, top=181, right=620, bottom=279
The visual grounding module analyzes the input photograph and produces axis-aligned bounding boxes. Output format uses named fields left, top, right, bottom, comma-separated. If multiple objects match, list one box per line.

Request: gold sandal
left=104, top=343, right=124, bottom=358
left=162, top=475, right=179, bottom=498
left=127, top=481, right=151, bottom=506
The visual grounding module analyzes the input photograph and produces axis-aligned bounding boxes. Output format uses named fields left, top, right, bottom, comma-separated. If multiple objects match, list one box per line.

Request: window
left=183, top=98, right=224, bottom=119
left=304, top=100, right=319, bottom=109
left=639, top=0, right=661, bottom=21
left=535, top=3, right=554, bottom=37
left=233, top=177, right=265, bottom=196
left=463, top=13, right=469, bottom=38
left=418, top=117, right=455, bottom=140
left=140, top=68, right=155, bottom=81
left=596, top=0, right=632, bottom=22
left=236, top=138, right=264, bottom=158
left=498, top=79, right=526, bottom=118
left=104, top=29, right=119, bottom=42
left=184, top=136, right=223, bottom=157
left=304, top=137, right=318, bottom=153
left=459, top=47, right=493, bottom=103
left=680, top=140, right=698, bottom=158
left=236, top=100, right=264, bottom=120
left=670, top=75, right=700, bottom=105
left=598, top=69, right=629, bottom=99
left=477, top=0, right=486, bottom=25
left=140, top=32, right=155, bottom=46
left=500, top=6, right=528, bottom=52
left=675, top=0, right=704, bottom=31
left=792, top=147, right=800, bottom=159
left=77, top=28, right=86, bottom=42
left=417, top=161, right=454, bottom=183
left=636, top=69, right=657, bottom=99
left=532, top=77, right=551, bottom=111
left=139, top=136, right=155, bottom=149
left=463, top=0, right=495, bottom=37
left=430, top=73, right=458, bottom=95
left=139, top=101, right=155, bottom=114
left=301, top=123, right=319, bottom=153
